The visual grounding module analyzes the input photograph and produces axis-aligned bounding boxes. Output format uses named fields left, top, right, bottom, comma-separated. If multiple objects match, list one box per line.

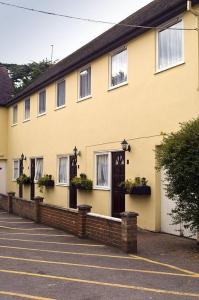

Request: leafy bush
left=16, top=174, right=31, bottom=185
left=71, top=173, right=93, bottom=191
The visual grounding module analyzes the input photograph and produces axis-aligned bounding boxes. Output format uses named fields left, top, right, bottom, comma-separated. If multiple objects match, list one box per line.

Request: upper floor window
left=12, top=105, right=18, bottom=125
left=13, top=159, right=19, bottom=180
left=34, top=157, right=43, bottom=181
left=79, top=66, right=91, bottom=100
left=24, top=98, right=30, bottom=121
left=157, top=20, right=183, bottom=71
left=56, top=80, right=65, bottom=108
left=95, top=153, right=110, bottom=189
left=110, top=47, right=127, bottom=88
left=57, top=156, right=68, bottom=185
left=38, top=90, right=46, bottom=115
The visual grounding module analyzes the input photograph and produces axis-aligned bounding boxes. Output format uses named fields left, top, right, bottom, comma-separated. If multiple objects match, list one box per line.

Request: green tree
left=1, top=60, right=52, bottom=95
left=156, top=118, right=199, bottom=236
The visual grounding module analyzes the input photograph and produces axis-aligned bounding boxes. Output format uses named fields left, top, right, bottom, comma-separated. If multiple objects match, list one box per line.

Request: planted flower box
left=131, top=185, right=151, bottom=196
left=71, top=173, right=93, bottom=191
left=44, top=180, right=55, bottom=188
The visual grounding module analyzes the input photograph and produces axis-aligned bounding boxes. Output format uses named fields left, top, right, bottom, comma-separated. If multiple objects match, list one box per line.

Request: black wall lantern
left=20, top=153, right=27, bottom=161
left=73, top=146, right=81, bottom=157
left=121, top=139, right=131, bottom=152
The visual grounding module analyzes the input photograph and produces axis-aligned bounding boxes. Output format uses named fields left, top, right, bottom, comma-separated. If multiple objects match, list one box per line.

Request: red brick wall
left=0, top=194, right=8, bottom=211
left=87, top=213, right=122, bottom=248
left=40, top=204, right=78, bottom=235
left=12, top=197, right=36, bottom=221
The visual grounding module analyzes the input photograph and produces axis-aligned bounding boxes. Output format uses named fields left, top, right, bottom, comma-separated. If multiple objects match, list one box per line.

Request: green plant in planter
left=119, top=177, right=150, bottom=195
left=71, top=173, right=93, bottom=191
left=119, top=179, right=135, bottom=194
left=37, top=174, right=54, bottom=192
left=16, top=174, right=31, bottom=185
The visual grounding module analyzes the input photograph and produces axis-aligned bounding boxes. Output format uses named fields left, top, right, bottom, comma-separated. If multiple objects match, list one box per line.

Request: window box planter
left=131, top=186, right=151, bottom=196
left=71, top=173, right=93, bottom=191
left=119, top=177, right=151, bottom=196
left=38, top=175, right=55, bottom=191
left=44, top=180, right=55, bottom=188
left=17, top=174, right=31, bottom=185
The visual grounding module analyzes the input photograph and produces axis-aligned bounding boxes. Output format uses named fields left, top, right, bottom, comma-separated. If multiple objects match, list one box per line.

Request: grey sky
left=0, top=0, right=152, bottom=64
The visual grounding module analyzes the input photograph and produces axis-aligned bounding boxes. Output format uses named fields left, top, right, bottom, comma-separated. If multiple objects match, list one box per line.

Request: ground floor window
left=57, top=156, right=68, bottom=184
left=13, top=160, right=19, bottom=180
left=95, top=153, right=110, bottom=189
left=34, top=158, right=43, bottom=181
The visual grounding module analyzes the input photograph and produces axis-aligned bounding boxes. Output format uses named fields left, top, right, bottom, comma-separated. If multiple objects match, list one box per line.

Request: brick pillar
left=7, top=192, right=15, bottom=214
left=34, top=196, right=44, bottom=223
left=77, top=205, right=92, bottom=238
left=121, top=211, right=139, bottom=254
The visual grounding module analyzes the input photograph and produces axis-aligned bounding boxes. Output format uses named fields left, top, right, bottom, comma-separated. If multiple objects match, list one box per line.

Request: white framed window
left=79, top=66, right=91, bottom=100
left=110, top=47, right=128, bottom=88
left=34, top=158, right=43, bottom=181
left=57, top=156, right=69, bottom=185
left=95, top=153, right=111, bottom=189
left=157, top=19, right=183, bottom=71
left=13, top=159, right=19, bottom=180
left=12, top=105, right=18, bottom=125
left=24, top=98, right=30, bottom=121
left=56, top=80, right=65, bottom=108
left=38, top=90, right=46, bottom=115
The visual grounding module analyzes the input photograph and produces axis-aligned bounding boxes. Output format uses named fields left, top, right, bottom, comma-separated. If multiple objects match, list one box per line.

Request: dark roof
left=0, top=66, right=13, bottom=106
left=8, top=0, right=199, bottom=106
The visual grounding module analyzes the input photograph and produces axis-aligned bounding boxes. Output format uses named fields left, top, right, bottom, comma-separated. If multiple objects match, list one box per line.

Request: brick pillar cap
left=7, top=192, right=15, bottom=196
left=77, top=204, right=92, bottom=211
left=121, top=211, right=139, bottom=218
left=34, top=196, right=44, bottom=201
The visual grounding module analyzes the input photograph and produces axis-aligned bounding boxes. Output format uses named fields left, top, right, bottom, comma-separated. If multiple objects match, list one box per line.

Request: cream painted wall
left=5, top=11, right=199, bottom=231
left=0, top=108, right=8, bottom=159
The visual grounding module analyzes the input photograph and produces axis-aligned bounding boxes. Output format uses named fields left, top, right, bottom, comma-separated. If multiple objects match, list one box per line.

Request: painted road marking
left=0, top=269, right=198, bottom=298
left=0, top=221, right=34, bottom=224
left=0, top=245, right=139, bottom=260
left=130, top=255, right=198, bottom=276
left=0, top=232, right=74, bottom=237
left=0, top=291, right=55, bottom=300
left=0, top=255, right=198, bottom=278
left=0, top=237, right=104, bottom=247
left=0, top=225, right=54, bottom=231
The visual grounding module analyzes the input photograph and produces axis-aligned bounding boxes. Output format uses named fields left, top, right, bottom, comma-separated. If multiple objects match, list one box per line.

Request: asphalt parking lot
left=0, top=209, right=198, bottom=300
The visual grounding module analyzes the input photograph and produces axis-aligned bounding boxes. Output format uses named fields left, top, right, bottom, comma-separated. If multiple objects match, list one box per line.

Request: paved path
left=0, top=209, right=198, bottom=300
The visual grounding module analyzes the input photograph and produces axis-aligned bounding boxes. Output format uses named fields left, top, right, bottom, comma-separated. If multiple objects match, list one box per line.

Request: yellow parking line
left=0, top=225, right=54, bottom=231
left=0, top=237, right=104, bottom=247
left=0, top=291, right=55, bottom=300
left=0, top=245, right=139, bottom=260
left=0, top=269, right=198, bottom=298
left=0, top=232, right=74, bottom=237
left=0, top=255, right=198, bottom=278
left=130, top=255, right=198, bottom=276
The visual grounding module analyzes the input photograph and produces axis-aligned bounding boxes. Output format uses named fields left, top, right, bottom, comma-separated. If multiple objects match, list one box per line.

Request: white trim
left=56, top=155, right=69, bottom=186
left=77, top=95, right=92, bottom=102
left=108, top=45, right=128, bottom=89
left=23, top=98, right=30, bottom=121
left=94, top=152, right=111, bottom=190
left=12, top=104, right=18, bottom=126
left=37, top=89, right=46, bottom=116
left=78, top=65, right=92, bottom=101
left=156, top=17, right=184, bottom=73
left=55, top=79, right=66, bottom=109
left=37, top=112, right=47, bottom=118
left=12, top=159, right=20, bottom=181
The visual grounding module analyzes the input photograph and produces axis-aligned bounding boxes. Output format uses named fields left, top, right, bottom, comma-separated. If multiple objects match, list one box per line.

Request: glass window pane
left=13, top=105, right=18, bottom=124
left=35, top=158, right=43, bottom=181
left=39, top=90, right=46, bottom=114
left=158, top=20, right=183, bottom=70
left=96, top=154, right=108, bottom=187
left=57, top=81, right=65, bottom=107
left=58, top=157, right=68, bottom=183
left=111, top=49, right=127, bottom=87
left=13, top=160, right=19, bottom=180
left=80, top=67, right=91, bottom=98
left=24, top=98, right=30, bottom=120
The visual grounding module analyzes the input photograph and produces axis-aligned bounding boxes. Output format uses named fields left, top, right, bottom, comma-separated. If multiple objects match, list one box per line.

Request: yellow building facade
left=1, top=1, right=199, bottom=233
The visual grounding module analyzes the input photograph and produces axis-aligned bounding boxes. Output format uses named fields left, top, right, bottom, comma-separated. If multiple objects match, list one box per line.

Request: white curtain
left=57, top=81, right=65, bottom=107
left=97, top=154, right=108, bottom=187
left=59, top=157, right=67, bottom=183
left=25, top=99, right=30, bottom=120
left=39, top=91, right=46, bottom=114
left=111, top=49, right=127, bottom=86
left=80, top=67, right=91, bottom=98
left=35, top=158, right=43, bottom=181
left=158, top=21, right=183, bottom=70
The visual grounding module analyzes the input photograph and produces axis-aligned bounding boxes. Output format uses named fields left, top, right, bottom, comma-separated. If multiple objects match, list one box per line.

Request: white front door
left=161, top=169, right=196, bottom=239
left=0, top=160, right=7, bottom=194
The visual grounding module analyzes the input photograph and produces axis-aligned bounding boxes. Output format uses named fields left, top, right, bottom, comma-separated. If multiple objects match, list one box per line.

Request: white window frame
left=94, top=152, right=111, bottom=190
left=109, top=46, right=128, bottom=90
left=38, top=89, right=46, bottom=116
left=55, top=79, right=66, bottom=109
left=156, top=17, right=184, bottom=73
left=34, top=157, right=43, bottom=182
left=78, top=65, right=92, bottom=101
left=12, top=159, right=19, bottom=181
left=57, top=155, right=69, bottom=186
left=12, top=104, right=18, bottom=125
left=23, top=98, right=30, bottom=121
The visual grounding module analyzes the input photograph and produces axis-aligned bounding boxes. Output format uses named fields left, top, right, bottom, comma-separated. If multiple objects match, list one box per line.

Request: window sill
left=56, top=183, right=69, bottom=187
left=108, top=81, right=128, bottom=91
left=155, top=61, right=185, bottom=74
left=23, top=119, right=30, bottom=123
left=37, top=112, right=46, bottom=118
left=77, top=95, right=92, bottom=102
left=55, top=105, right=66, bottom=111
left=11, top=123, right=18, bottom=127
left=94, top=187, right=110, bottom=191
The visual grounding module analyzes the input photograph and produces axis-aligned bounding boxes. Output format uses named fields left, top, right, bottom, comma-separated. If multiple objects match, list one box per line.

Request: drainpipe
left=187, top=0, right=199, bottom=90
